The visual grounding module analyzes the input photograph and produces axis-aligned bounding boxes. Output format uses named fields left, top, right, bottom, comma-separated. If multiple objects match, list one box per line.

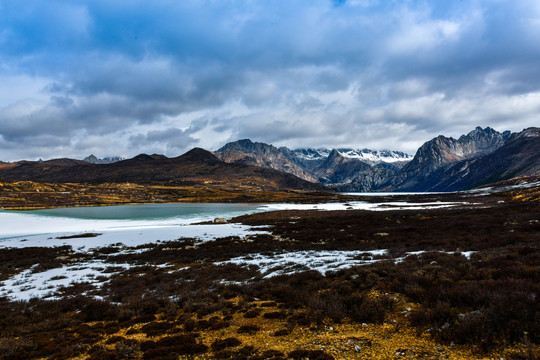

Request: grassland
left=0, top=180, right=348, bottom=210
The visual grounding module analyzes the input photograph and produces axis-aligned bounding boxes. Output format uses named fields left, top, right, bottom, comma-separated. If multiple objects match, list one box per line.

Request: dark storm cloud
left=0, top=0, right=540, bottom=160
left=128, top=127, right=198, bottom=154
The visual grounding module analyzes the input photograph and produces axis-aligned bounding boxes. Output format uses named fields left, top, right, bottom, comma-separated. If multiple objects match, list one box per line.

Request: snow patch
left=217, top=250, right=388, bottom=278
left=260, top=201, right=470, bottom=212
left=0, top=260, right=131, bottom=301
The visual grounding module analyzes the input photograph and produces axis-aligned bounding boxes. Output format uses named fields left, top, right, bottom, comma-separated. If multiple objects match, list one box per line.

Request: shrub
left=211, top=337, right=242, bottom=351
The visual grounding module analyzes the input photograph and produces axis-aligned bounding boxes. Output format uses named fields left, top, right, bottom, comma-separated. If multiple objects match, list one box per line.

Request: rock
left=458, top=310, right=482, bottom=320
left=354, top=345, right=362, bottom=352
left=213, top=218, right=228, bottom=224
left=361, top=323, right=368, bottom=328
left=374, top=232, right=389, bottom=237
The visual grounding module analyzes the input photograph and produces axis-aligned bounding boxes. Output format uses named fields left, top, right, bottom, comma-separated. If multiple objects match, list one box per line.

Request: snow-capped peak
left=292, top=148, right=412, bottom=163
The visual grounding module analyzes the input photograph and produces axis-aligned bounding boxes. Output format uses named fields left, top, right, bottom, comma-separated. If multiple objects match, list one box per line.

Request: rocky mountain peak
left=83, top=155, right=125, bottom=164
left=513, top=127, right=540, bottom=139
left=410, top=126, right=510, bottom=170
left=327, top=149, right=342, bottom=160
left=215, top=140, right=317, bottom=182
left=84, top=154, right=99, bottom=163
left=390, top=126, right=518, bottom=191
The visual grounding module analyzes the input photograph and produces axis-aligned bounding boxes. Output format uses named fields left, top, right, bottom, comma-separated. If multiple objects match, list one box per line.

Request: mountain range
left=82, top=155, right=125, bottom=164
left=0, top=126, right=538, bottom=192
left=214, top=126, right=539, bottom=192
left=0, top=148, right=325, bottom=192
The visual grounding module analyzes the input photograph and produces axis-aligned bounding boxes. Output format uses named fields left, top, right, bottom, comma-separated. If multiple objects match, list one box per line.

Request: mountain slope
left=214, top=139, right=317, bottom=182
left=418, top=127, right=540, bottom=191
left=314, top=150, right=372, bottom=183
left=0, top=148, right=326, bottom=192
left=215, top=140, right=413, bottom=191
left=388, top=127, right=512, bottom=191
left=83, top=155, right=125, bottom=164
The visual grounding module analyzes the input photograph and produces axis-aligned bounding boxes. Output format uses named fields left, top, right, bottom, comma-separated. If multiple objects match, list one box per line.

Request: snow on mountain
left=83, top=154, right=125, bottom=164
left=291, top=148, right=412, bottom=163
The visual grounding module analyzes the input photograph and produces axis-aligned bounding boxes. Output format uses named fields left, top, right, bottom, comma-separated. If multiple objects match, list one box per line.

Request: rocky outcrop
left=387, top=127, right=512, bottom=191
left=214, top=139, right=317, bottom=182
left=83, top=155, right=125, bottom=164
left=314, top=150, right=372, bottom=184
left=409, top=127, right=540, bottom=191
left=215, top=140, right=414, bottom=191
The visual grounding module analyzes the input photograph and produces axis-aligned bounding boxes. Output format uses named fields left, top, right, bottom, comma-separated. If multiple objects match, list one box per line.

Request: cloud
left=0, top=0, right=539, bottom=160
left=128, top=126, right=200, bottom=155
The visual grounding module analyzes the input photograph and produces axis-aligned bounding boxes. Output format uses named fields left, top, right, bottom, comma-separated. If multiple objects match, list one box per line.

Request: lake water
left=0, top=198, right=469, bottom=251
left=13, top=202, right=265, bottom=220
left=0, top=203, right=269, bottom=250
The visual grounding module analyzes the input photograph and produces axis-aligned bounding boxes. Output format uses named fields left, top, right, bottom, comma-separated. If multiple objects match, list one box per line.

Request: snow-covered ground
left=0, top=218, right=266, bottom=251
left=260, top=201, right=470, bottom=212
left=467, top=180, right=540, bottom=195
left=0, top=246, right=478, bottom=301
left=217, top=250, right=388, bottom=278
left=0, top=200, right=481, bottom=301
left=0, top=260, right=131, bottom=301
left=217, top=249, right=477, bottom=278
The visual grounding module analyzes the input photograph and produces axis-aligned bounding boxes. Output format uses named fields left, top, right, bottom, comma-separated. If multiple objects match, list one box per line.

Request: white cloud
left=386, top=12, right=463, bottom=55
left=0, top=1, right=539, bottom=161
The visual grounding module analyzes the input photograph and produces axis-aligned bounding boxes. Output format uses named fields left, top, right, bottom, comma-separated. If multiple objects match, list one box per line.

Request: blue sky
left=1, top=0, right=540, bottom=160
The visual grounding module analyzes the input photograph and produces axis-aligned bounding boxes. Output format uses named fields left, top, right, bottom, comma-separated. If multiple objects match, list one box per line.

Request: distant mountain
left=312, top=150, right=405, bottom=191
left=215, top=140, right=412, bottom=191
left=214, top=139, right=317, bottom=182
left=1, top=127, right=537, bottom=193
left=312, top=150, right=372, bottom=185
left=394, top=127, right=540, bottom=191
left=291, top=148, right=412, bottom=164
left=0, top=148, right=326, bottom=192
left=215, top=127, right=539, bottom=192
left=387, top=127, right=514, bottom=191
left=83, top=155, right=125, bottom=164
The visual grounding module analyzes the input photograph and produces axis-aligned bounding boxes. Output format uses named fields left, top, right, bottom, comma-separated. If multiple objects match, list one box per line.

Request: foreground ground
left=0, top=181, right=539, bottom=359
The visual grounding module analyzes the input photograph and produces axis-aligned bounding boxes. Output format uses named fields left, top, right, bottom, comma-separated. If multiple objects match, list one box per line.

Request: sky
left=1, top=0, right=540, bottom=161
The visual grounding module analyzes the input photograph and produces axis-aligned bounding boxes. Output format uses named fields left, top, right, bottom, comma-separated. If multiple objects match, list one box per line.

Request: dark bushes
left=211, top=337, right=242, bottom=351
left=142, top=335, right=208, bottom=359
left=141, top=321, right=175, bottom=336
left=237, top=324, right=260, bottom=334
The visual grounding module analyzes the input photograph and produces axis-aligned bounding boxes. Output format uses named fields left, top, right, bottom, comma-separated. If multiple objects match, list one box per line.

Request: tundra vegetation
left=0, top=179, right=539, bottom=359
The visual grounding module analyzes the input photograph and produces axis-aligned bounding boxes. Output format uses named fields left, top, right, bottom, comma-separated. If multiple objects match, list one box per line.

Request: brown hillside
left=0, top=148, right=326, bottom=192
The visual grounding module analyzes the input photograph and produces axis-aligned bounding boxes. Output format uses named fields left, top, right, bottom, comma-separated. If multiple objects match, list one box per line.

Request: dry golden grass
left=0, top=180, right=347, bottom=209
left=73, top=296, right=538, bottom=360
